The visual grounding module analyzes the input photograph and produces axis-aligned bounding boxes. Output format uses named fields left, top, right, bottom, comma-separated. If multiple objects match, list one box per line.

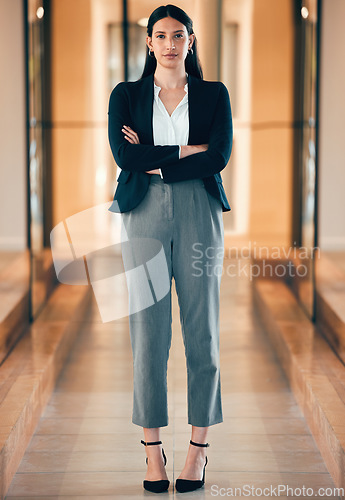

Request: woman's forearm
left=180, top=144, right=208, bottom=159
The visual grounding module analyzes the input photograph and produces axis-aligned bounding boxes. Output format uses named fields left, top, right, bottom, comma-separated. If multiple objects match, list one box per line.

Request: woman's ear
left=146, top=35, right=153, bottom=52
left=189, top=33, right=196, bottom=49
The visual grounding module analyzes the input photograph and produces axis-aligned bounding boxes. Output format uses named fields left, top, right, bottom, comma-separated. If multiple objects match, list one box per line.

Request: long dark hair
left=140, top=4, right=203, bottom=80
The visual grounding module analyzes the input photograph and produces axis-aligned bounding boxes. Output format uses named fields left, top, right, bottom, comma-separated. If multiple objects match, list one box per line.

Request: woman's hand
left=122, top=125, right=160, bottom=175
left=145, top=169, right=161, bottom=175
left=180, top=144, right=208, bottom=159
left=122, top=125, right=140, bottom=144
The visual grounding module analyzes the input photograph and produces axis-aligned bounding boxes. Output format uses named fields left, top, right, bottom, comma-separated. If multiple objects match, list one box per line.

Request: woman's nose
left=166, top=38, right=175, bottom=50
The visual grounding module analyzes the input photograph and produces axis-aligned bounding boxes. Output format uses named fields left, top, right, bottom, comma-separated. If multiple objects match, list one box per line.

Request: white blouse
left=152, top=75, right=189, bottom=178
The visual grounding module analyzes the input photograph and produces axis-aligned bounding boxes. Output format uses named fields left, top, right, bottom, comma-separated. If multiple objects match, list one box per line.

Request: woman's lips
left=164, top=54, right=177, bottom=58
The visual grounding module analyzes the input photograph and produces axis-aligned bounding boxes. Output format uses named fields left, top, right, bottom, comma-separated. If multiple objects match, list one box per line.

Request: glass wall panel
left=27, top=0, right=46, bottom=318
left=289, top=0, right=320, bottom=320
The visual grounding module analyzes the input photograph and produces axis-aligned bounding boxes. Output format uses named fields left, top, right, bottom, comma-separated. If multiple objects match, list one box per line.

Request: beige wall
left=249, top=0, right=294, bottom=245
left=0, top=0, right=27, bottom=250
left=51, top=0, right=95, bottom=225
left=318, top=0, right=345, bottom=250
left=221, top=0, right=253, bottom=235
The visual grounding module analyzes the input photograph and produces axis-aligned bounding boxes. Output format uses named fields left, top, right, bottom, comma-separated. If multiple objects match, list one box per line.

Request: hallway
left=5, top=256, right=339, bottom=498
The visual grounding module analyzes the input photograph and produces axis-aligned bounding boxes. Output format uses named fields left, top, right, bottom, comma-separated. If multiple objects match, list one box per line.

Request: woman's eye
left=156, top=34, right=183, bottom=39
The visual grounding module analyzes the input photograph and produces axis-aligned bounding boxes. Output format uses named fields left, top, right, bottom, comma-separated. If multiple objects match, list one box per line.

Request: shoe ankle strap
left=141, top=439, right=162, bottom=446
left=190, top=439, right=210, bottom=447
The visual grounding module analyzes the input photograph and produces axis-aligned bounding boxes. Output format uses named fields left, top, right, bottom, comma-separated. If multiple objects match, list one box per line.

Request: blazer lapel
left=137, top=73, right=155, bottom=146
left=187, top=73, right=197, bottom=145
left=187, top=75, right=211, bottom=144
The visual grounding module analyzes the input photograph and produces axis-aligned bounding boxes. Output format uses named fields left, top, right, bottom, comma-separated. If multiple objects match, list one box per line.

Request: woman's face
left=147, top=16, right=195, bottom=70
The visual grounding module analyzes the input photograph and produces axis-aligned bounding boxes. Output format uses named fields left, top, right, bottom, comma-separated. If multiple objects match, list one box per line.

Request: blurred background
left=2, top=0, right=344, bottom=324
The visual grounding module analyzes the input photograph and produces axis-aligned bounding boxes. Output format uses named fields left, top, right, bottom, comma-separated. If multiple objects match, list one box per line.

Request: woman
left=108, top=4, right=233, bottom=494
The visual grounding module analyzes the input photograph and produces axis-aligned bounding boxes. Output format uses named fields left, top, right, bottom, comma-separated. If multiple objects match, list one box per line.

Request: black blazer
left=107, top=72, right=233, bottom=213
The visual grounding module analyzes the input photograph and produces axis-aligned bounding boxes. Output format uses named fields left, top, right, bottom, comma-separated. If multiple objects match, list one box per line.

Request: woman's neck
left=153, top=66, right=188, bottom=90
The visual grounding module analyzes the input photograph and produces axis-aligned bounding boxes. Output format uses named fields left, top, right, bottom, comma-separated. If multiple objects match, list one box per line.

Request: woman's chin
left=158, top=58, right=183, bottom=69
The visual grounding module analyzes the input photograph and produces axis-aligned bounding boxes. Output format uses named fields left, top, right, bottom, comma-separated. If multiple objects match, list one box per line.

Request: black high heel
left=141, top=439, right=170, bottom=493
left=175, top=439, right=210, bottom=493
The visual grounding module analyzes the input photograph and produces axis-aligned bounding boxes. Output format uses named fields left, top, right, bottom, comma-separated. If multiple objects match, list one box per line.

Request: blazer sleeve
left=160, top=82, right=233, bottom=182
left=108, top=82, right=180, bottom=172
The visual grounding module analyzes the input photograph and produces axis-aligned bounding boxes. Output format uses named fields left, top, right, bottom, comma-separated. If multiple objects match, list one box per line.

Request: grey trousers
left=120, top=174, right=224, bottom=428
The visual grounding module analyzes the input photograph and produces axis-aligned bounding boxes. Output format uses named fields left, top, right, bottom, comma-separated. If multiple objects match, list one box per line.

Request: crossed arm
left=108, top=81, right=233, bottom=183
left=121, top=125, right=208, bottom=175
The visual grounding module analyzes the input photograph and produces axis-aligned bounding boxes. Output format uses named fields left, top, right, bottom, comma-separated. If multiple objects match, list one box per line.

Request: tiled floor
left=5, top=257, right=339, bottom=498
